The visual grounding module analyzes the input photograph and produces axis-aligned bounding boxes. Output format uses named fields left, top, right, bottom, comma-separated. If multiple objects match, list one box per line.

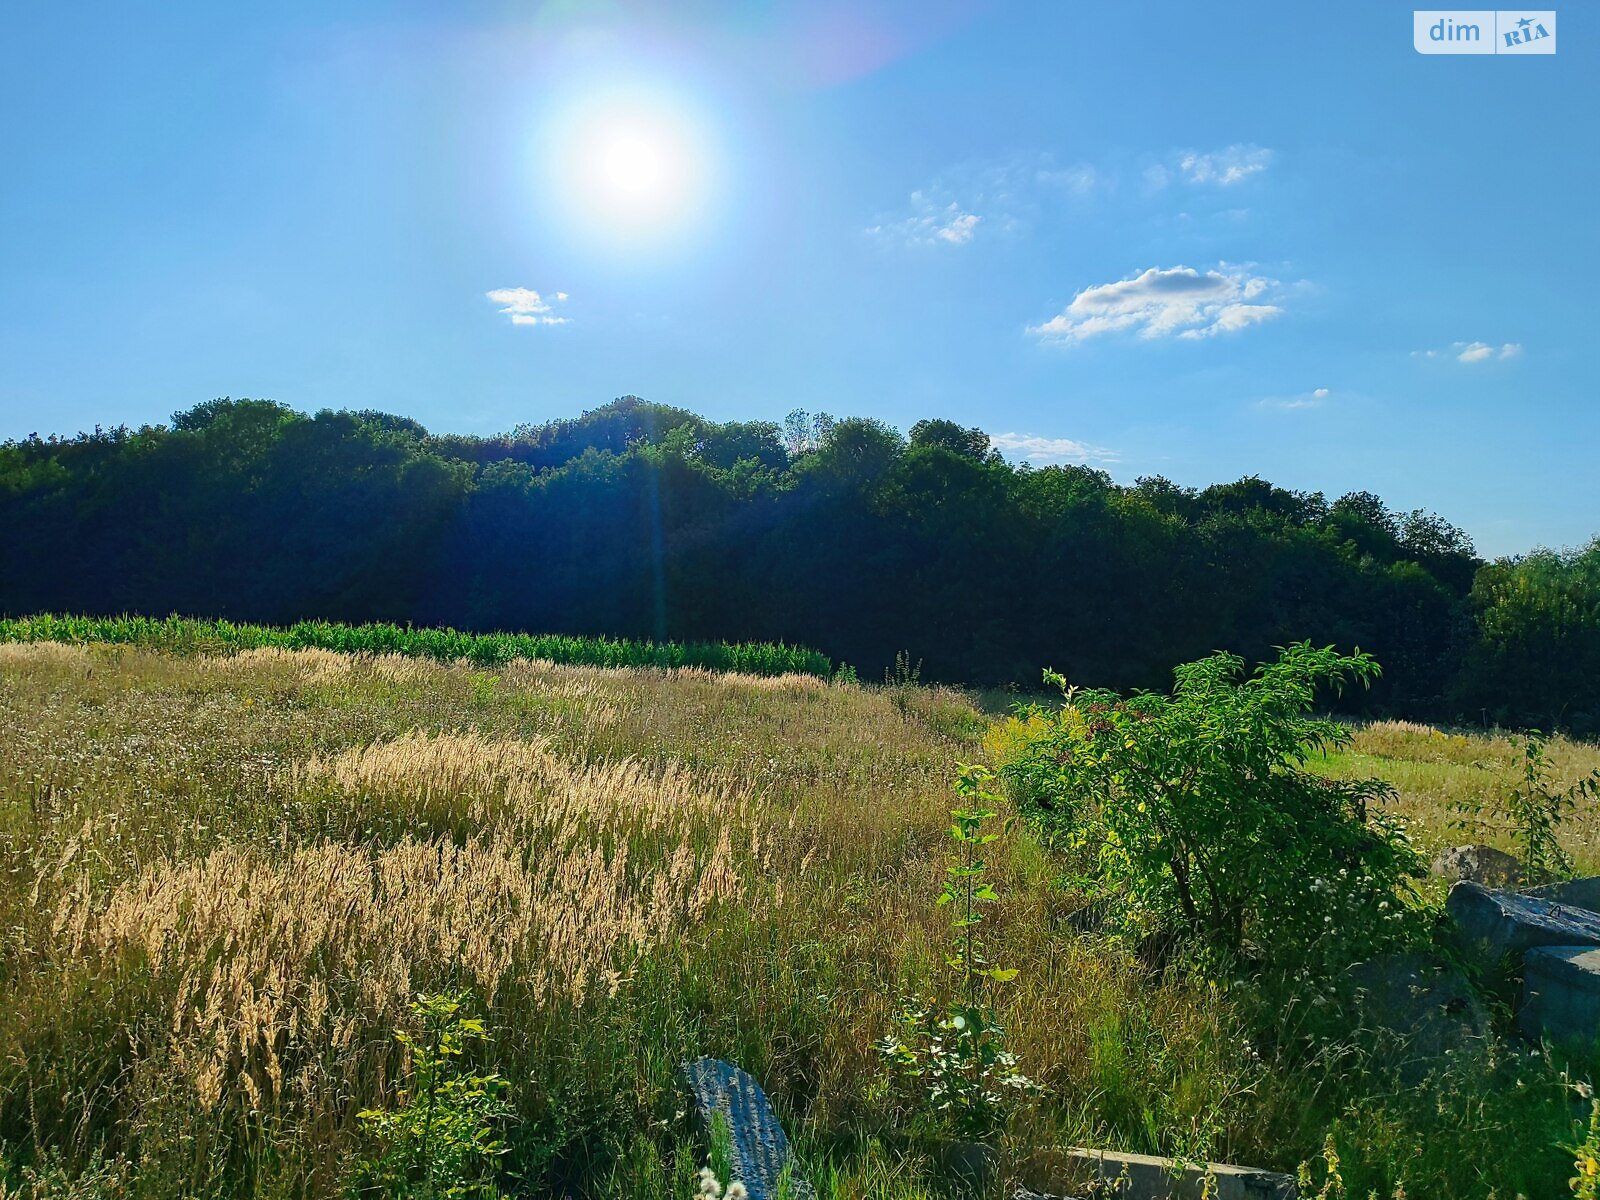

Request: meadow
left=2, top=638, right=1599, bottom=1199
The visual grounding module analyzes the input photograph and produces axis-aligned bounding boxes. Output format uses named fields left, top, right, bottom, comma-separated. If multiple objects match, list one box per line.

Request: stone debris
left=1446, top=880, right=1600, bottom=975
left=1432, top=844, right=1525, bottom=888
left=1019, top=1148, right=1296, bottom=1199
left=1346, top=951, right=1486, bottom=1081
left=1524, top=876, right=1600, bottom=913
left=1445, top=879, right=1600, bottom=1045
left=678, top=1057, right=815, bottom=1200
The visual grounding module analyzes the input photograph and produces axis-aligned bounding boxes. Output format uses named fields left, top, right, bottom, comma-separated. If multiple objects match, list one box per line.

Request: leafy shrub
left=884, top=650, right=922, bottom=720
left=1572, top=1089, right=1600, bottom=1199
left=999, top=643, right=1425, bottom=964
left=348, top=992, right=512, bottom=1200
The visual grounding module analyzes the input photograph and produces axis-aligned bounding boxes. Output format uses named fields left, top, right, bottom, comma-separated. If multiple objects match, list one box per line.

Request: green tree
left=908, top=418, right=995, bottom=462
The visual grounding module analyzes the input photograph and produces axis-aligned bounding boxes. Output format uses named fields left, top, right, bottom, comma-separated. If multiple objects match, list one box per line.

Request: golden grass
left=0, top=643, right=1010, bottom=1195
left=35, top=721, right=756, bottom=1124
left=4, top=640, right=1593, bottom=1197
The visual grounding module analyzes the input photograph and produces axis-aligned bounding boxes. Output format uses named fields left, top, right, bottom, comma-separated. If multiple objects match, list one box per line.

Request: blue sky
left=1, top=1, right=1594, bottom=556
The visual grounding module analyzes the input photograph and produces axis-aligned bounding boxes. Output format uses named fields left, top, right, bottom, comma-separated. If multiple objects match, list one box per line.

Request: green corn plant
left=0, top=614, right=833, bottom=679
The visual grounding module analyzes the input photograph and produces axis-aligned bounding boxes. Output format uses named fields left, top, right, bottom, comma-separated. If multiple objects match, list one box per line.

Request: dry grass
left=2, top=642, right=1593, bottom=1199
left=0, top=644, right=1043, bottom=1197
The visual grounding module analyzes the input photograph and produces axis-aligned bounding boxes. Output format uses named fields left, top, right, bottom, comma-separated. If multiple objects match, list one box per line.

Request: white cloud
left=1177, top=144, right=1273, bottom=186
left=867, top=190, right=983, bottom=247
left=1144, top=145, right=1273, bottom=191
left=870, top=154, right=1105, bottom=247
left=992, top=432, right=1120, bottom=465
left=1258, top=387, right=1330, bottom=411
left=486, top=287, right=571, bottom=326
left=1413, top=340, right=1522, bottom=363
left=874, top=145, right=1268, bottom=244
left=1027, top=265, right=1287, bottom=343
left=1037, top=164, right=1102, bottom=197
left=935, top=211, right=981, bottom=244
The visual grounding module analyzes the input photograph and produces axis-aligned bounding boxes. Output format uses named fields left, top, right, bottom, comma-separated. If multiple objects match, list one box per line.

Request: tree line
left=1, top=396, right=1594, bottom=733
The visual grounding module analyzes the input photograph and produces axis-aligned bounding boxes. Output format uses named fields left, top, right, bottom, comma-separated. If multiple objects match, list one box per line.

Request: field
left=0, top=615, right=834, bottom=680
left=2, top=640, right=1599, bottom=1199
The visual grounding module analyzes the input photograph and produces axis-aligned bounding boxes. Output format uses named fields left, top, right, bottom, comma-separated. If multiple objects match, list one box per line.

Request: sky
left=1, top=1, right=1594, bottom=557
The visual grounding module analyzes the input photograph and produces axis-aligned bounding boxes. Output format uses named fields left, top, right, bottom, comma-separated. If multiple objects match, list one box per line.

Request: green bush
left=1001, top=643, right=1425, bottom=964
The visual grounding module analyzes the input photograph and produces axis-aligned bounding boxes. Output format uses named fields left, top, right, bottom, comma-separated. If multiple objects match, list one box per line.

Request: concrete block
left=1020, top=1147, right=1295, bottom=1199
left=1521, top=945, right=1600, bottom=1046
left=1433, top=844, right=1524, bottom=887
left=679, top=1057, right=815, bottom=1200
left=1446, top=881, right=1600, bottom=980
left=1346, top=952, right=1486, bottom=1081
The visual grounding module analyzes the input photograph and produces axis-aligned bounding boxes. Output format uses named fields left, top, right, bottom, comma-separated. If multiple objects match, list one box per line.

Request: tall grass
left=1326, top=718, right=1600, bottom=873
left=0, top=645, right=1594, bottom=1198
left=0, top=642, right=1271, bottom=1199
left=0, top=613, right=833, bottom=679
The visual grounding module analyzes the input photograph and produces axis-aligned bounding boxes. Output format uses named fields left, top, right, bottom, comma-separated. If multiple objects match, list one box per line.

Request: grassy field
left=1326, top=719, right=1600, bottom=875
left=1, top=641, right=1597, bottom=1199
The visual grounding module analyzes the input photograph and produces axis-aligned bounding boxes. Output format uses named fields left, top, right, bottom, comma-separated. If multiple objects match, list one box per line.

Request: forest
left=1, top=395, right=1595, bottom=733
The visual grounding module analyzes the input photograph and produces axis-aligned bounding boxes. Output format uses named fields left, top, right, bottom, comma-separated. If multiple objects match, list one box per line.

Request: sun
left=555, top=97, right=710, bottom=239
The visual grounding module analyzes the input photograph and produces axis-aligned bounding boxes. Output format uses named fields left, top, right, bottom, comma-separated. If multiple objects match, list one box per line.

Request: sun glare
left=555, top=96, right=710, bottom=240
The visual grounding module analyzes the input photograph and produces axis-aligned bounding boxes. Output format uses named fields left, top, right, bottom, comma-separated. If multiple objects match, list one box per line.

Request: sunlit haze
left=551, top=92, right=713, bottom=240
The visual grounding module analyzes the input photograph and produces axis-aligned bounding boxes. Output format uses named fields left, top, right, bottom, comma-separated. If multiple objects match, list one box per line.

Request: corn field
left=0, top=614, right=834, bottom=679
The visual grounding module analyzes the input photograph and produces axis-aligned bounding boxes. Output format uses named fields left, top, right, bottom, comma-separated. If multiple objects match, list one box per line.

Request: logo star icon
left=1517, top=16, right=1533, bottom=29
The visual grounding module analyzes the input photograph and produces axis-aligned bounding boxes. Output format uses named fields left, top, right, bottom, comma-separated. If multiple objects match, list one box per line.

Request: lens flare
left=554, top=95, right=710, bottom=239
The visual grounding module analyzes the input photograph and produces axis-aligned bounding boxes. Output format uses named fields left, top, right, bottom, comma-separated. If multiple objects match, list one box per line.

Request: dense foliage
left=2, top=395, right=1594, bottom=729
left=999, top=645, right=1425, bottom=962
left=350, top=993, right=511, bottom=1200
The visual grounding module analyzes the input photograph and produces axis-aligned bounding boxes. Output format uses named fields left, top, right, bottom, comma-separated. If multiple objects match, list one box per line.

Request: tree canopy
left=1, top=395, right=1591, bottom=732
